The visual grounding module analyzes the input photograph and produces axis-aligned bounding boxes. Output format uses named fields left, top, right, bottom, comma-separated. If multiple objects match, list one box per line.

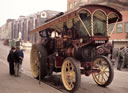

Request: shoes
left=117, top=68, right=122, bottom=70
left=10, top=73, right=15, bottom=76
left=15, top=75, right=20, bottom=77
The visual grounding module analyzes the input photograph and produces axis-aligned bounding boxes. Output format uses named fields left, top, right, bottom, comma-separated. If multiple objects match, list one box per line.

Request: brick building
left=67, top=0, right=128, bottom=48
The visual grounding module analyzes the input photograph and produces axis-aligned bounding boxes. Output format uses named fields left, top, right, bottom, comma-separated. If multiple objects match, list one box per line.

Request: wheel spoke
left=101, top=73, right=106, bottom=82
left=97, top=73, right=100, bottom=80
left=103, top=65, right=108, bottom=70
left=97, top=74, right=102, bottom=83
left=65, top=72, right=70, bottom=79
left=105, top=71, right=109, bottom=73
left=69, top=79, right=74, bottom=89
left=71, top=71, right=75, bottom=81
left=104, top=71, right=109, bottom=78
left=68, top=62, right=70, bottom=71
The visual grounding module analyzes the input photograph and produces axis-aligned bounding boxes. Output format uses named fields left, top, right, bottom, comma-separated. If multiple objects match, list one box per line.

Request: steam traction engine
left=30, top=4, right=122, bottom=92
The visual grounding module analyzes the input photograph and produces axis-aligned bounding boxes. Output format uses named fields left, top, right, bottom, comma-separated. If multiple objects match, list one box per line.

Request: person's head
left=16, top=46, right=20, bottom=51
left=11, top=46, right=16, bottom=52
left=120, top=46, right=124, bottom=50
left=11, top=46, right=15, bottom=50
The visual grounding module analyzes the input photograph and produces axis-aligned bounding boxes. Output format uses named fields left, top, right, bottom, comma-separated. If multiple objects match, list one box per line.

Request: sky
left=0, top=0, right=67, bottom=27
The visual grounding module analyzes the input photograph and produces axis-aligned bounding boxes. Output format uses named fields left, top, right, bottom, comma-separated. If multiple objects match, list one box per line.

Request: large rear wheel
left=61, top=57, right=81, bottom=92
left=30, top=44, right=47, bottom=79
left=92, top=56, right=114, bottom=87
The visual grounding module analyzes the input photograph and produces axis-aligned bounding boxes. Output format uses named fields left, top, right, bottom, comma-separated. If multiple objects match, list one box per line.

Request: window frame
left=69, top=3, right=73, bottom=9
left=116, top=23, right=123, bottom=33
left=125, top=22, right=128, bottom=33
left=74, top=1, right=77, bottom=7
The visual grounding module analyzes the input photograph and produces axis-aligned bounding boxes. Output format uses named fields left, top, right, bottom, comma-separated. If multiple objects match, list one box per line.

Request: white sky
left=0, top=0, right=67, bottom=26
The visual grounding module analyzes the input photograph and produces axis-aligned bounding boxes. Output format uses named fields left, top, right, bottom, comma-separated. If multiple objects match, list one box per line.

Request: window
left=91, top=0, right=96, bottom=2
left=35, top=19, right=37, bottom=28
left=116, top=23, right=123, bottom=33
left=77, top=10, right=91, bottom=37
left=74, top=1, right=77, bottom=7
left=28, top=21, right=30, bottom=41
left=89, top=0, right=96, bottom=3
left=81, top=0, right=88, bottom=3
left=93, top=10, right=106, bottom=36
left=125, top=22, right=128, bottom=32
left=69, top=3, right=73, bottom=9
left=22, top=22, right=24, bottom=40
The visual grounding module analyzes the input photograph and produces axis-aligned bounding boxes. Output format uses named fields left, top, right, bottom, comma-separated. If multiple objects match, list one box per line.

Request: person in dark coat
left=123, top=47, right=128, bottom=68
left=14, top=47, right=21, bottom=76
left=117, top=47, right=125, bottom=70
left=7, top=46, right=16, bottom=75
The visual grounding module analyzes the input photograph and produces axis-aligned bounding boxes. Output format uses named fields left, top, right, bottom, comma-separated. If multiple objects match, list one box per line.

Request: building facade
left=67, top=0, right=128, bottom=48
left=0, top=19, right=14, bottom=40
left=0, top=10, right=60, bottom=45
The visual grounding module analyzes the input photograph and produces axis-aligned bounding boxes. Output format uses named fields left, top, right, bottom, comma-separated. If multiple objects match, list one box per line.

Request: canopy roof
left=30, top=4, right=122, bottom=34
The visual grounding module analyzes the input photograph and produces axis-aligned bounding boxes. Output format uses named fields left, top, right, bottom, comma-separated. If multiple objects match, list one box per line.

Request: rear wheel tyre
left=61, top=57, right=81, bottom=92
left=92, top=56, right=114, bottom=87
left=30, top=44, right=47, bottom=79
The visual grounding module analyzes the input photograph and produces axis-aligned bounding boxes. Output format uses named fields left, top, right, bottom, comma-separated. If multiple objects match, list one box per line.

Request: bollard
left=37, top=51, right=41, bottom=85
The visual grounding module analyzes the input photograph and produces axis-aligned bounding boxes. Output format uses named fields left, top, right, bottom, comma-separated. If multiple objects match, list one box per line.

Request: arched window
left=76, top=9, right=91, bottom=37
left=108, top=13, right=119, bottom=35
left=93, top=10, right=107, bottom=36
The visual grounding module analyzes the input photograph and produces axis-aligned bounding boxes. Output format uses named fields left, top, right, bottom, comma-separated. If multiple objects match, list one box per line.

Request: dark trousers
left=9, top=62, right=15, bottom=75
left=117, top=58, right=124, bottom=70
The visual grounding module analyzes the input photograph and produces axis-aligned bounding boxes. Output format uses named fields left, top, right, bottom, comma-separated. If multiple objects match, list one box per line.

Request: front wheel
left=92, top=56, right=114, bottom=87
left=61, top=57, right=81, bottom=92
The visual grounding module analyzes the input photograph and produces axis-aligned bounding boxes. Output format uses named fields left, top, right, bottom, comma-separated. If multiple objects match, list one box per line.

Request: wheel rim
left=61, top=60, right=76, bottom=91
left=92, top=57, right=110, bottom=85
left=30, top=46, right=39, bottom=78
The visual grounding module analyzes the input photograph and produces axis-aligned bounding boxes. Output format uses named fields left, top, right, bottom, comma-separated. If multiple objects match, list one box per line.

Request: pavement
left=0, top=40, right=62, bottom=93
left=0, top=60, right=62, bottom=93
